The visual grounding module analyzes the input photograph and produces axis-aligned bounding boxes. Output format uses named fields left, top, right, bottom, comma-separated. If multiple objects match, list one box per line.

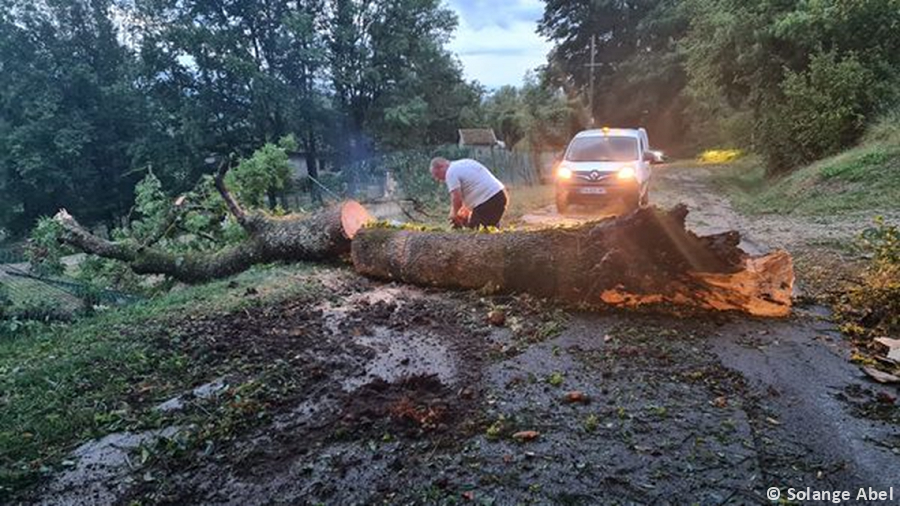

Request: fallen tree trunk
left=351, top=205, right=794, bottom=317
left=53, top=161, right=373, bottom=284
left=54, top=201, right=372, bottom=284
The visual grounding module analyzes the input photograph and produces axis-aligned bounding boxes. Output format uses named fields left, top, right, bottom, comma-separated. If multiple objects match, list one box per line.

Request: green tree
left=482, top=86, right=526, bottom=149
left=327, top=0, right=479, bottom=156
left=227, top=136, right=298, bottom=209
left=760, top=51, right=876, bottom=170
left=538, top=0, right=688, bottom=149
left=681, top=0, right=900, bottom=171
left=0, top=0, right=148, bottom=234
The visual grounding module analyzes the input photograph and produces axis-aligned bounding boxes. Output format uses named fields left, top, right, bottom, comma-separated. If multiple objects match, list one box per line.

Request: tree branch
left=214, top=158, right=249, bottom=229
left=52, top=201, right=371, bottom=284
left=54, top=209, right=136, bottom=263
left=139, top=195, right=189, bottom=249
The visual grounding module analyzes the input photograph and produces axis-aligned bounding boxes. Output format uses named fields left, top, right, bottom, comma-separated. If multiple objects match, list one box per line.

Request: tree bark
left=53, top=159, right=374, bottom=284
left=54, top=200, right=372, bottom=284
left=351, top=205, right=794, bottom=317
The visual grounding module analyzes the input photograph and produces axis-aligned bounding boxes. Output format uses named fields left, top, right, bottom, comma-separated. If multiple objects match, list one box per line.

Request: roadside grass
left=506, top=184, right=555, bottom=222
left=709, top=141, right=900, bottom=216
left=0, top=263, right=324, bottom=497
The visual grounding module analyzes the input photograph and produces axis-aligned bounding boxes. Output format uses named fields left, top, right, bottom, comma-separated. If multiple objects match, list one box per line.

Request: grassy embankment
left=0, top=264, right=326, bottom=498
left=711, top=115, right=900, bottom=216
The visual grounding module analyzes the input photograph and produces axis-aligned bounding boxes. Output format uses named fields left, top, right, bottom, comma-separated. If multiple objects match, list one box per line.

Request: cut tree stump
left=351, top=205, right=794, bottom=317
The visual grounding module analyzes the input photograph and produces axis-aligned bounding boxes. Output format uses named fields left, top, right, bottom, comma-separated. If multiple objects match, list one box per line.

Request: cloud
left=448, top=0, right=544, bottom=30
left=446, top=0, right=552, bottom=89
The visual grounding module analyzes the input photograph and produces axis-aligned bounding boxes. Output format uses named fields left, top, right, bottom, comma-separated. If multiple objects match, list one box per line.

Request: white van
left=554, top=127, right=659, bottom=214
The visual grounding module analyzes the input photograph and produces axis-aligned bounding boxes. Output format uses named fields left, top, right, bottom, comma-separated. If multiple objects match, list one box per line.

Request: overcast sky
left=445, top=0, right=553, bottom=89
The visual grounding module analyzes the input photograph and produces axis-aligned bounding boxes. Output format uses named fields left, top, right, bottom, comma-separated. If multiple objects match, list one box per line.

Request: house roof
left=458, top=128, right=499, bottom=146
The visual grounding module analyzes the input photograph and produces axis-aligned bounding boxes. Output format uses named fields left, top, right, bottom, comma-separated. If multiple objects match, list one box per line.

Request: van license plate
left=579, top=187, right=606, bottom=195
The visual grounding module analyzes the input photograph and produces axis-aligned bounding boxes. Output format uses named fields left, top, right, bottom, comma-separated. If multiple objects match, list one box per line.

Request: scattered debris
left=863, top=366, right=900, bottom=384
left=564, top=391, right=589, bottom=404
left=154, top=377, right=229, bottom=413
left=488, top=309, right=506, bottom=326
left=547, top=372, right=564, bottom=387
left=874, top=338, right=900, bottom=364
left=512, top=430, right=540, bottom=442
left=876, top=392, right=897, bottom=404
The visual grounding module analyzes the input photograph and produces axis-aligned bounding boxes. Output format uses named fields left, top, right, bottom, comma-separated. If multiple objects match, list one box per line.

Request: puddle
left=39, top=427, right=181, bottom=506
left=342, top=326, right=458, bottom=391
left=318, top=285, right=418, bottom=336
left=154, top=377, right=229, bottom=413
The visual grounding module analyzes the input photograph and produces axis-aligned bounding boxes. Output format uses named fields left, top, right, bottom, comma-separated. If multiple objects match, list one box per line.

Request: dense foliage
left=477, top=73, right=584, bottom=154
left=0, top=282, right=10, bottom=320
left=538, top=0, right=900, bottom=172
left=0, top=0, right=483, bottom=237
left=4, top=0, right=900, bottom=239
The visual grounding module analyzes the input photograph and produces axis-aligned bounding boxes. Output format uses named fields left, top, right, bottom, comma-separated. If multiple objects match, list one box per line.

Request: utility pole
left=584, top=34, right=601, bottom=127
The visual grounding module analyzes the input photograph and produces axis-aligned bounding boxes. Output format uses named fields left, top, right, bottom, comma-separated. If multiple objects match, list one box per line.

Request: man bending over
left=430, top=157, right=508, bottom=229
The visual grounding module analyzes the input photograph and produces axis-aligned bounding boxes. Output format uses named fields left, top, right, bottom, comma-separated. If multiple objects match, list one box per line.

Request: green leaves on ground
left=845, top=218, right=900, bottom=336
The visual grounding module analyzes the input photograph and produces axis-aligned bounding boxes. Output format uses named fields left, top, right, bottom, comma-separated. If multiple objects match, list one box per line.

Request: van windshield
left=565, top=136, right=638, bottom=162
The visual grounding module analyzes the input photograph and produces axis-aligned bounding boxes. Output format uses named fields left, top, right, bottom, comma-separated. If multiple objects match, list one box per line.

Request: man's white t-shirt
left=445, top=159, right=505, bottom=209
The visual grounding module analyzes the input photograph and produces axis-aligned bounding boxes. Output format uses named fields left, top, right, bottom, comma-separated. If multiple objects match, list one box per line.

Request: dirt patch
left=31, top=272, right=900, bottom=505
left=341, top=374, right=460, bottom=434
left=34, top=276, right=499, bottom=505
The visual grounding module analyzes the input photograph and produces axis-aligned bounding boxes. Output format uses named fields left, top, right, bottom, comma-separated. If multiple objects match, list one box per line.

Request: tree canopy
left=0, top=0, right=483, bottom=236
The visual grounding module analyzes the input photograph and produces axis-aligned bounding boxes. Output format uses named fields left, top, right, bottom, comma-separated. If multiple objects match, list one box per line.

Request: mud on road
left=35, top=271, right=900, bottom=505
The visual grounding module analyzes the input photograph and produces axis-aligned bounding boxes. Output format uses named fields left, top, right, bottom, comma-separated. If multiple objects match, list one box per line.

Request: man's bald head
left=430, top=157, right=450, bottom=181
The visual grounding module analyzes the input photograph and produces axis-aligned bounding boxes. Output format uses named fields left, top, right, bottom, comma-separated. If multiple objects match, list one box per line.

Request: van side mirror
left=643, top=151, right=664, bottom=164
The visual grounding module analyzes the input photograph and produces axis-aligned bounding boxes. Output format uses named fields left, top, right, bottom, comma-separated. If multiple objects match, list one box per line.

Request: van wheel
left=556, top=193, right=569, bottom=215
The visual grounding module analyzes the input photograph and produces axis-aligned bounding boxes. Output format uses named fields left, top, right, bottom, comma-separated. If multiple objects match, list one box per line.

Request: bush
left=226, top=135, right=297, bottom=208
left=759, top=52, right=876, bottom=174
left=27, top=218, right=69, bottom=277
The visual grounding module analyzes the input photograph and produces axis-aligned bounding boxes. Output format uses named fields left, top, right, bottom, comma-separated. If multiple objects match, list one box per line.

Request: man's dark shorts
left=468, top=189, right=508, bottom=229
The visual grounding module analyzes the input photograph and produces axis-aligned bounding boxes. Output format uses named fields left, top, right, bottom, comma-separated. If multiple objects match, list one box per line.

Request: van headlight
left=557, top=167, right=573, bottom=180
left=617, top=166, right=635, bottom=180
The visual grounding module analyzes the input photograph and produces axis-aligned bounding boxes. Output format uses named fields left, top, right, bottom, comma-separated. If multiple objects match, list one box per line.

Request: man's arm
left=449, top=189, right=464, bottom=221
